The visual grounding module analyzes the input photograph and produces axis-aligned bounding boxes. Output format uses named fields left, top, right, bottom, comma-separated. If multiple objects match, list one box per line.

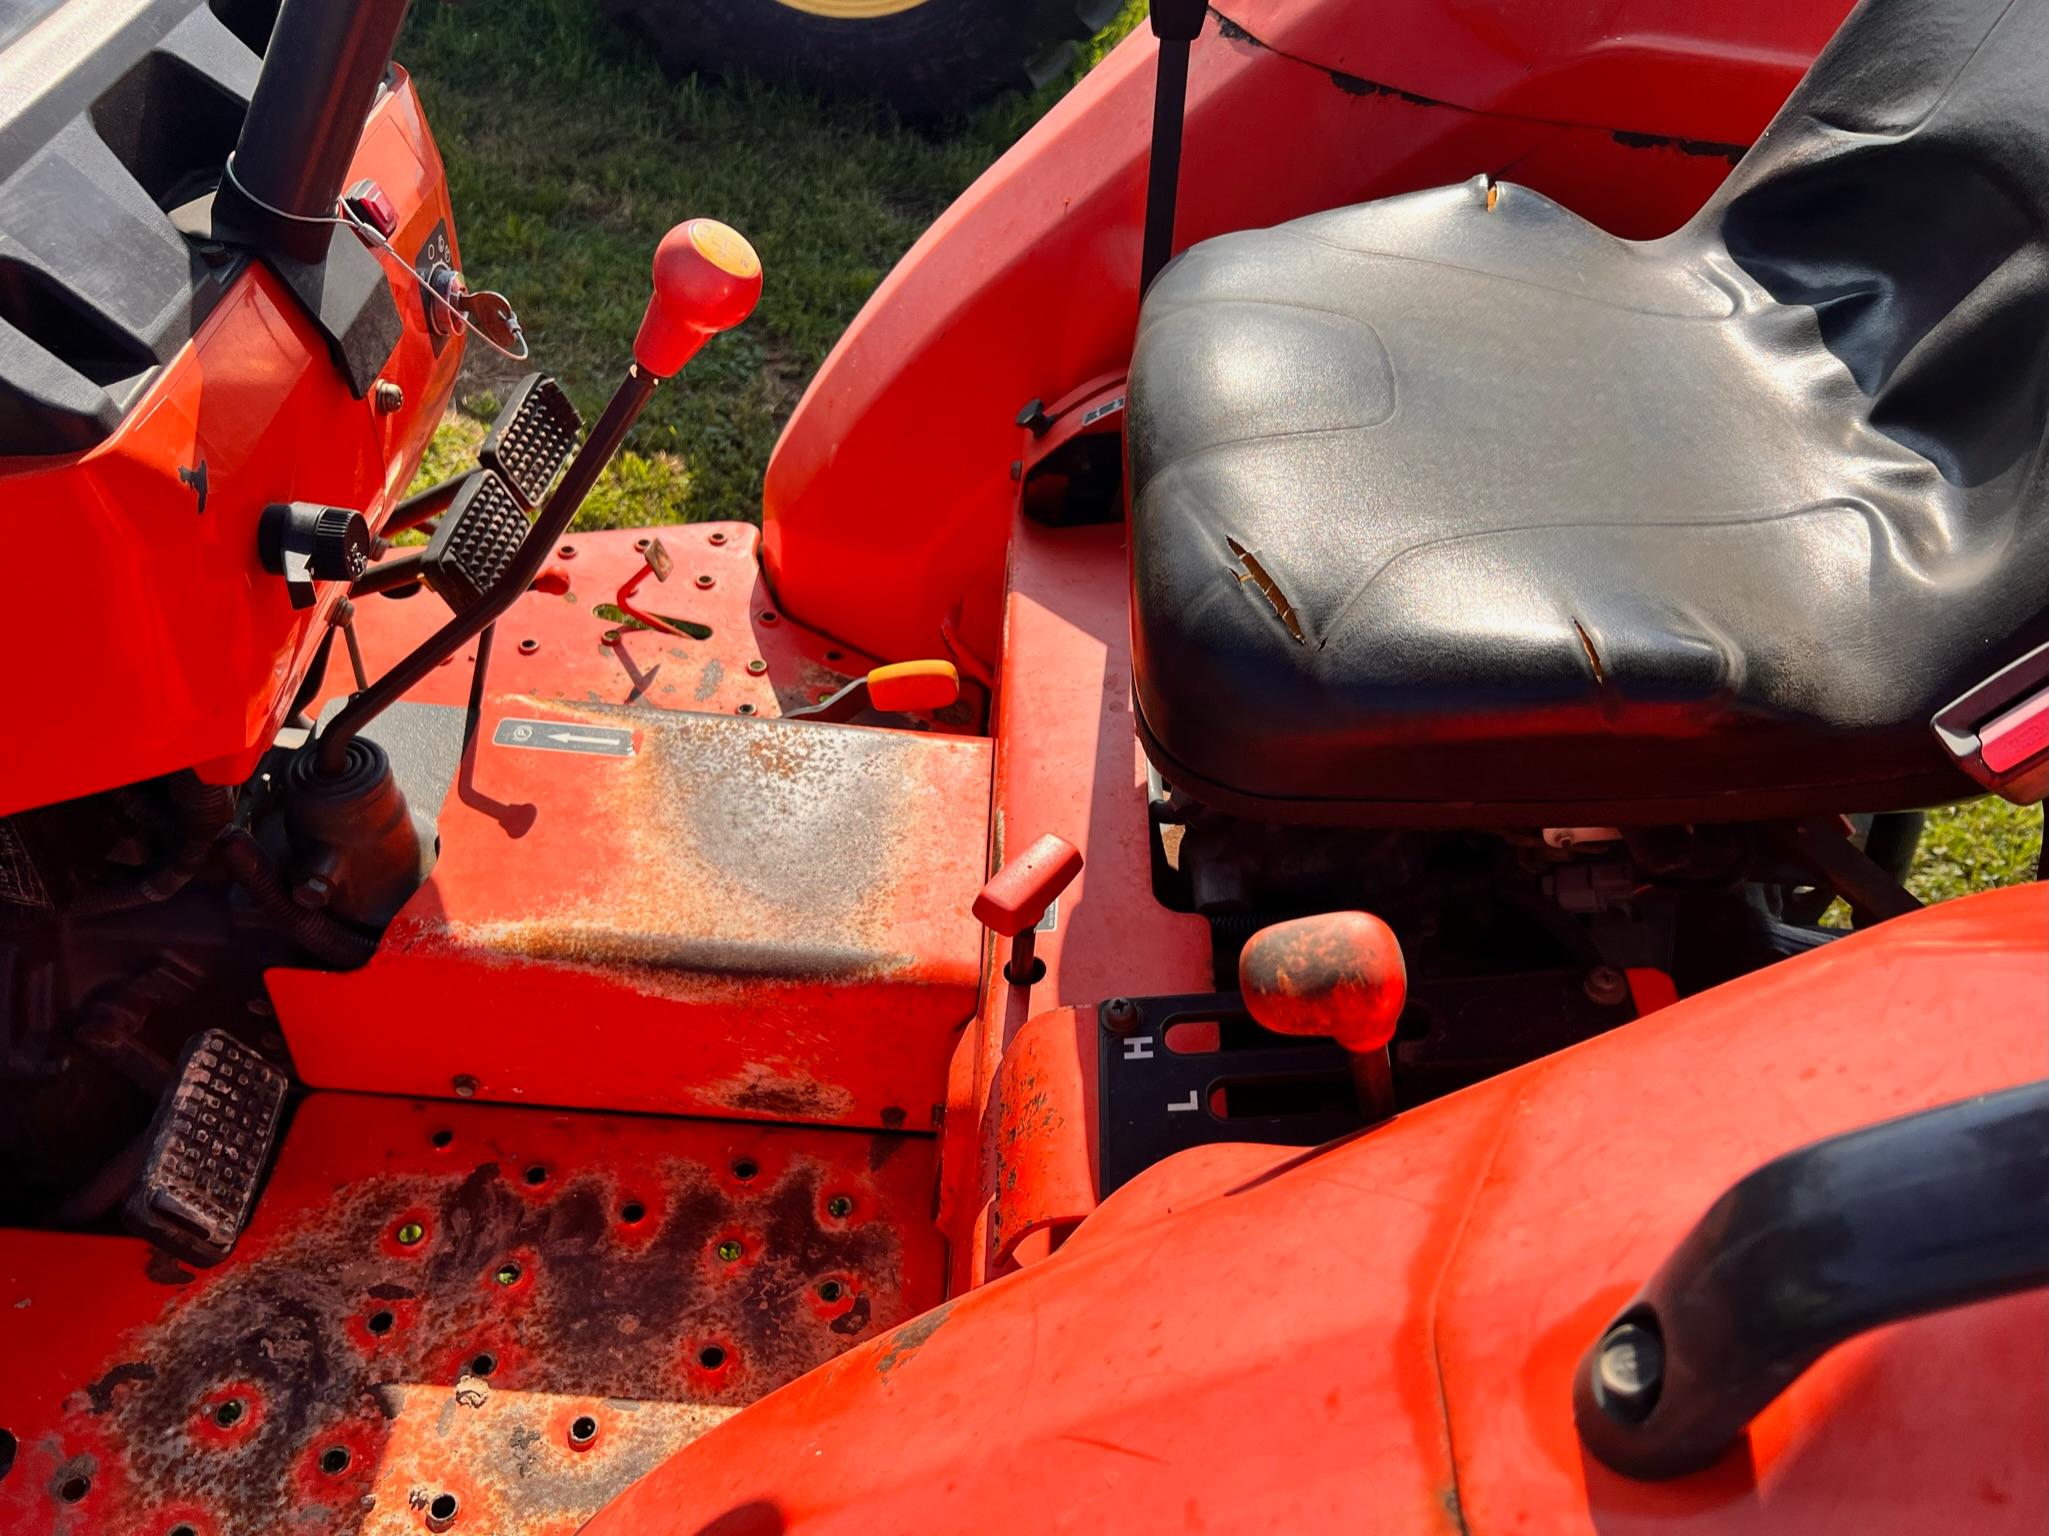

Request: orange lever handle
left=1238, top=911, right=1407, bottom=1055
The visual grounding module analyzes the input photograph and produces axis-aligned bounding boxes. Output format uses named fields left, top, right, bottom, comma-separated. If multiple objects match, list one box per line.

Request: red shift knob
left=1238, top=912, right=1407, bottom=1054
left=633, top=219, right=763, bottom=378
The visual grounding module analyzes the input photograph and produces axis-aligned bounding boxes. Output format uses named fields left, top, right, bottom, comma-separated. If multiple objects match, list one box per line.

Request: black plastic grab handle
left=1574, top=1078, right=2049, bottom=1480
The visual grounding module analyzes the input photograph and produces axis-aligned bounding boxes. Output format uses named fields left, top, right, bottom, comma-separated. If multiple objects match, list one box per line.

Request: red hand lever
left=974, top=833, right=1083, bottom=986
left=633, top=219, right=763, bottom=379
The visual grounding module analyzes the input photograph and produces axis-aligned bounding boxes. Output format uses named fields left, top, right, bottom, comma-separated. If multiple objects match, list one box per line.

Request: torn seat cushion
left=1126, top=0, right=2049, bottom=825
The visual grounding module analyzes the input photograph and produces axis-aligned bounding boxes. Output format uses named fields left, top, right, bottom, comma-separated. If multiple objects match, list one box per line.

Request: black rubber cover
left=1127, top=0, right=2049, bottom=825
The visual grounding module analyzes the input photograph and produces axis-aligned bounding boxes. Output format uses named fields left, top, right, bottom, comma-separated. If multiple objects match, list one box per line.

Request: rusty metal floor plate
left=0, top=1092, right=945, bottom=1535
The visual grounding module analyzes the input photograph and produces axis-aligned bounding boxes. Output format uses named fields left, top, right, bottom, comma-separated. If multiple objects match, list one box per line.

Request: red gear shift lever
left=1238, top=911, right=1407, bottom=1120
left=634, top=219, right=763, bottom=378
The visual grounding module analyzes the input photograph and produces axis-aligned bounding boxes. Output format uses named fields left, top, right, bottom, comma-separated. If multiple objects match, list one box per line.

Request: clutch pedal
left=125, top=1029, right=288, bottom=1267
left=479, top=372, right=582, bottom=509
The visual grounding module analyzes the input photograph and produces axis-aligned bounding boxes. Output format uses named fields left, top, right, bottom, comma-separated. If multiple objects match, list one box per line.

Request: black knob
left=259, top=502, right=372, bottom=608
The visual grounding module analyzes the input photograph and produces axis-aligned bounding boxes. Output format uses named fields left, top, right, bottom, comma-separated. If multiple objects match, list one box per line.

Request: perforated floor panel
left=0, top=1093, right=945, bottom=1535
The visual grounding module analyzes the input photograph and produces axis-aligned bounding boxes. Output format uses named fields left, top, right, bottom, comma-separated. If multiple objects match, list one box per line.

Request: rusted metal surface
left=0, top=1092, right=946, bottom=1535
left=988, top=1008, right=1096, bottom=1267
left=273, top=685, right=993, bottom=1132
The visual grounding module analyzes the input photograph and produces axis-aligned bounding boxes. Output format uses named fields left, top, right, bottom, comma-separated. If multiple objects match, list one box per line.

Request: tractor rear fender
left=584, top=883, right=2049, bottom=1535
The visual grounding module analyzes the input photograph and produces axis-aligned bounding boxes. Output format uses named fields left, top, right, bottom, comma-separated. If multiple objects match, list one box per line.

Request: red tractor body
left=0, top=0, right=2042, bottom=1532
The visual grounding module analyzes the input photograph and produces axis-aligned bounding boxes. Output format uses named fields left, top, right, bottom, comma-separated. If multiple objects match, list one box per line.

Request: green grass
left=399, top=0, right=2039, bottom=905
left=400, top=0, right=1144, bottom=528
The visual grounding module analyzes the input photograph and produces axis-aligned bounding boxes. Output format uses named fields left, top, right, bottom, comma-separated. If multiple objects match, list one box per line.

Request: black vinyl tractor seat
left=1127, top=0, right=2049, bottom=826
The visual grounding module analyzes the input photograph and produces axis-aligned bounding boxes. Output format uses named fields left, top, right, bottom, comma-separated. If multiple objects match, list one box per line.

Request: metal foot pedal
left=420, top=469, right=531, bottom=614
left=479, top=372, right=582, bottom=508
left=125, top=1029, right=288, bottom=1267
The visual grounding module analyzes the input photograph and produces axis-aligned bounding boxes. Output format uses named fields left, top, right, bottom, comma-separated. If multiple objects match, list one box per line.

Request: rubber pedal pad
left=125, top=1029, right=288, bottom=1267
left=479, top=372, right=582, bottom=509
left=421, top=469, right=531, bottom=614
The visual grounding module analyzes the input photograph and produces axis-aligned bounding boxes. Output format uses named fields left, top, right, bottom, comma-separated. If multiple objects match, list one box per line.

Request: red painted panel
left=0, top=70, right=462, bottom=817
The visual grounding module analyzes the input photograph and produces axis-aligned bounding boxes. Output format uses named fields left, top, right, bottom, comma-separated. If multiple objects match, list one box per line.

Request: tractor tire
left=599, top=0, right=1124, bottom=119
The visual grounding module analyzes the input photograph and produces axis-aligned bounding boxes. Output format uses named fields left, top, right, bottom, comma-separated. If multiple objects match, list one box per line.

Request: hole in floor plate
left=366, top=1309, right=395, bottom=1336
left=430, top=1129, right=454, bottom=1149
left=212, top=1398, right=245, bottom=1428
left=523, top=1164, right=548, bottom=1186
left=825, top=1195, right=854, bottom=1220
left=730, top=1158, right=758, bottom=1182
left=319, top=1446, right=351, bottom=1475
left=697, top=1345, right=727, bottom=1370
left=59, top=1474, right=89, bottom=1502
left=469, top=1352, right=497, bottom=1378
left=428, top=1491, right=459, bottom=1524
left=169, top=1525, right=197, bottom=1536
left=817, top=1280, right=844, bottom=1303
left=569, top=1414, right=598, bottom=1445
left=494, top=1262, right=523, bottom=1286
left=619, top=1200, right=646, bottom=1225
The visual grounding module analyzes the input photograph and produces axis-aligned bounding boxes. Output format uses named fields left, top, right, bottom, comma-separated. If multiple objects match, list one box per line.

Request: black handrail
left=1574, top=1078, right=2049, bottom=1479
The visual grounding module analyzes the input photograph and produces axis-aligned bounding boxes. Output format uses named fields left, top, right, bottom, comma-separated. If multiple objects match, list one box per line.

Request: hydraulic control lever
left=312, top=219, right=763, bottom=776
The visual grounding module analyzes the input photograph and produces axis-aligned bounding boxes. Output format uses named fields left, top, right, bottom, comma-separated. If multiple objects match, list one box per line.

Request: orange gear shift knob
left=1238, top=911, right=1407, bottom=1054
left=633, top=219, right=763, bottom=378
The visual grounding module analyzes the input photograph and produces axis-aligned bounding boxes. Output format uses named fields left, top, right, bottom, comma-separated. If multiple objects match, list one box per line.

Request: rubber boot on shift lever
left=1140, top=0, right=1211, bottom=295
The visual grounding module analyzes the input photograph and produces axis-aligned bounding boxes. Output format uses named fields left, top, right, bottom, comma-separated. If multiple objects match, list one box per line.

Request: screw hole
left=824, top=650, right=843, bottom=662
left=759, top=611, right=779, bottom=625
left=212, top=1398, right=245, bottom=1428
left=730, top=1157, right=758, bottom=1182
left=58, top=1475, right=89, bottom=1503
left=469, top=1352, right=497, bottom=1377
left=635, top=537, right=651, bottom=551
left=427, top=1491, right=459, bottom=1528
left=494, top=1262, right=522, bottom=1287
left=817, top=1280, right=844, bottom=1302
left=708, top=531, right=727, bottom=545
left=558, top=544, right=576, bottom=558
left=620, top=1200, right=646, bottom=1225
left=695, top=574, right=715, bottom=589
left=523, top=1164, right=548, bottom=1186
left=517, top=637, right=539, bottom=655
left=320, top=1446, right=351, bottom=1475
left=569, top=1414, right=598, bottom=1446
left=715, top=1239, right=743, bottom=1263
left=396, top=1221, right=425, bottom=1246
left=366, top=1309, right=395, bottom=1336
left=735, top=703, right=756, bottom=715
left=169, top=1525, right=197, bottom=1536
left=431, top=1125, right=456, bottom=1148
left=697, top=1345, right=727, bottom=1370
left=826, top=1195, right=854, bottom=1220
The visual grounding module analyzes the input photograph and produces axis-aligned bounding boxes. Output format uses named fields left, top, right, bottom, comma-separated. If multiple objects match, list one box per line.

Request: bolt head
left=373, top=380, right=405, bottom=413
left=1584, top=965, right=1631, bottom=1007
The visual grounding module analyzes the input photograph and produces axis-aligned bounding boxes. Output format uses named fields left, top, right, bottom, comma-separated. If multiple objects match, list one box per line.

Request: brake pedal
left=479, top=372, right=582, bottom=509
left=125, top=1029, right=288, bottom=1267
left=421, top=470, right=531, bottom=614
